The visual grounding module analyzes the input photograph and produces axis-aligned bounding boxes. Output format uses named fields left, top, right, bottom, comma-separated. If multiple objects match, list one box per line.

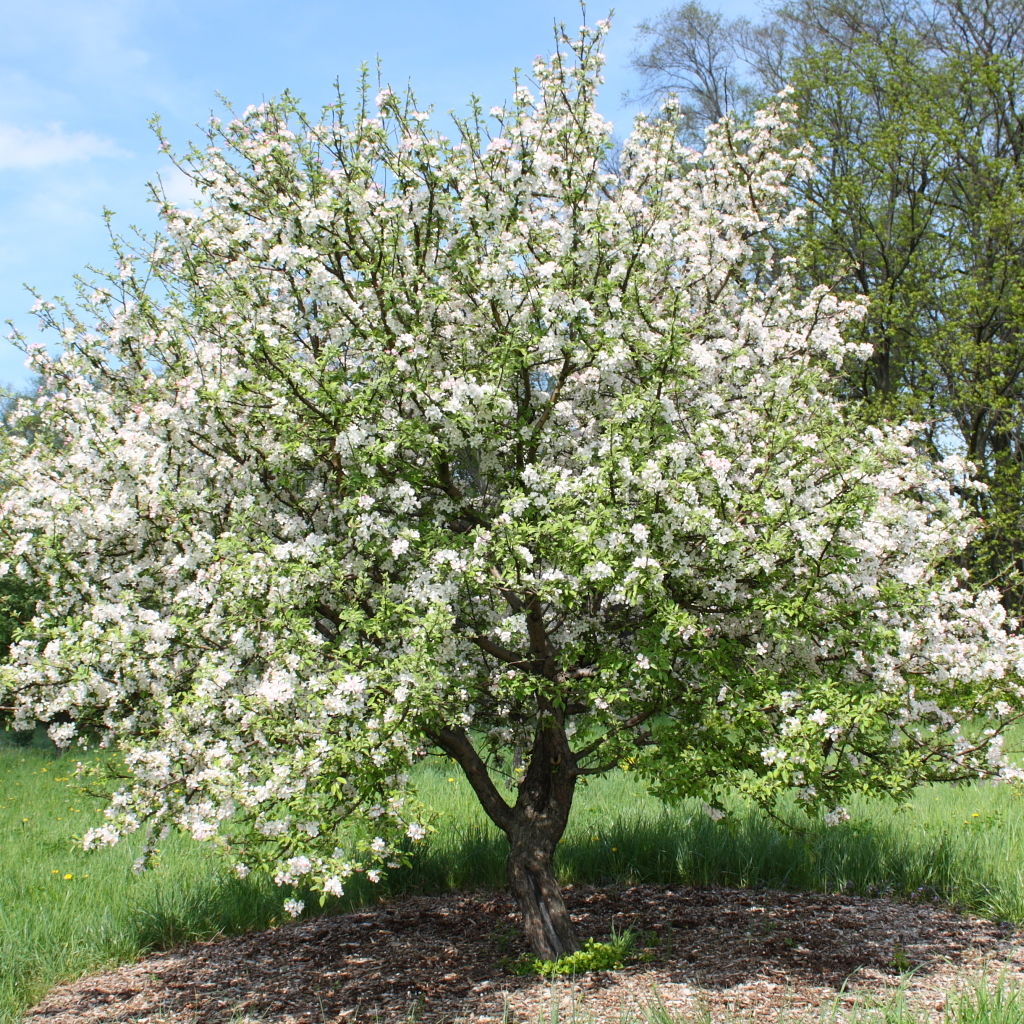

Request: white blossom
left=824, top=807, right=851, bottom=827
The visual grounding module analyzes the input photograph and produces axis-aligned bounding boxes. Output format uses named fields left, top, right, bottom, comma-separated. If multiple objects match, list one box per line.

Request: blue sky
left=0, top=0, right=765, bottom=389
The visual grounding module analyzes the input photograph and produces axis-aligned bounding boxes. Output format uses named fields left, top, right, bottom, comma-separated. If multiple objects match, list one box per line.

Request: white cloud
left=154, top=164, right=203, bottom=209
left=0, top=123, right=130, bottom=170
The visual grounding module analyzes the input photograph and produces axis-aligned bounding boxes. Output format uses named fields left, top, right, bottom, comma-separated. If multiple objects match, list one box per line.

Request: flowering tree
left=2, top=23, right=1024, bottom=959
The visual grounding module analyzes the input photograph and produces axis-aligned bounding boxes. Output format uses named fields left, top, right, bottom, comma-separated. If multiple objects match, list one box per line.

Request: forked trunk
left=429, top=719, right=581, bottom=959
left=507, top=828, right=579, bottom=960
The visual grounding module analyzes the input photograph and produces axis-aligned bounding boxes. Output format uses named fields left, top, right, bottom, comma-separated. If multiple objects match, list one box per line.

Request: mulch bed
left=24, top=884, right=1024, bottom=1023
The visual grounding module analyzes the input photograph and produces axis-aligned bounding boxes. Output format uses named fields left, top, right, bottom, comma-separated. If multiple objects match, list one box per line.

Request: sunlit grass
left=5, top=729, right=1024, bottom=1023
left=408, top=758, right=1024, bottom=924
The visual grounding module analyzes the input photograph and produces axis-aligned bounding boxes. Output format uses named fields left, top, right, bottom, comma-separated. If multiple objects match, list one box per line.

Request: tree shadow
left=23, top=884, right=1022, bottom=1024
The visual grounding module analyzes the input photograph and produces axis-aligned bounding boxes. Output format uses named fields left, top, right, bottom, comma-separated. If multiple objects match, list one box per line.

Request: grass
left=0, top=738, right=272, bottom=1018
left=5, top=730, right=1024, bottom=1023
left=409, top=761, right=1024, bottom=923
left=524, top=975, right=1024, bottom=1022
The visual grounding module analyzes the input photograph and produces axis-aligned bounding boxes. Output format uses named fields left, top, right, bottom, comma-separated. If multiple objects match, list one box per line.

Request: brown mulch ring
left=25, top=884, right=1024, bottom=1023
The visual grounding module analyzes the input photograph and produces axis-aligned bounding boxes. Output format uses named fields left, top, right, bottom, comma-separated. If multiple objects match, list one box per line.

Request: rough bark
left=429, top=711, right=582, bottom=959
left=504, top=709, right=580, bottom=958
left=507, top=826, right=579, bottom=959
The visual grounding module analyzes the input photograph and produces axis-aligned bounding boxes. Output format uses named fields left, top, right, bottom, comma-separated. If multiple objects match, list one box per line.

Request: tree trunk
left=428, top=714, right=581, bottom=959
left=507, top=827, right=579, bottom=960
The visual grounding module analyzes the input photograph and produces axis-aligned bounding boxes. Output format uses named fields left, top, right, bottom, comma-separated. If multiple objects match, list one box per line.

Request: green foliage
left=0, top=573, right=38, bottom=658
left=784, top=27, right=1024, bottom=606
left=631, top=0, right=1024, bottom=610
left=507, top=928, right=639, bottom=977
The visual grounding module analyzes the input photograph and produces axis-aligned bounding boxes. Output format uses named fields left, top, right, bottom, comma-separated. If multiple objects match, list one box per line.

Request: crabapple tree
left=3, top=23, right=1024, bottom=959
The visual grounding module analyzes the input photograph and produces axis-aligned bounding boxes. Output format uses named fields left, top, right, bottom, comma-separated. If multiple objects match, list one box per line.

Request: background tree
left=2, top=24, right=1023, bottom=960
left=0, top=384, right=39, bottom=648
left=632, top=0, right=1024, bottom=608
left=0, top=381, right=44, bottom=743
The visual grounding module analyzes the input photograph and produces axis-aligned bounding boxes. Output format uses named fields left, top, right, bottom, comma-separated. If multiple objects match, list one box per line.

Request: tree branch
left=428, top=726, right=514, bottom=832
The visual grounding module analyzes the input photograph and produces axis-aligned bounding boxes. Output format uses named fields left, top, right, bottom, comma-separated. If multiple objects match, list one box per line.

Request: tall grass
left=4, top=731, right=1024, bottom=1023
left=1, top=740, right=260, bottom=1017
left=409, top=761, right=1024, bottom=923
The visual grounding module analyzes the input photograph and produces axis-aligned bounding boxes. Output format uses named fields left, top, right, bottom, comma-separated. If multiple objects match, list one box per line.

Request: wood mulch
left=24, top=884, right=1024, bottom=1023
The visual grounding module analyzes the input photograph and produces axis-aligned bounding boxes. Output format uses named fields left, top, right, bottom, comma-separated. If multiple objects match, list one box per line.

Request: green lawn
left=4, top=730, right=1024, bottom=1023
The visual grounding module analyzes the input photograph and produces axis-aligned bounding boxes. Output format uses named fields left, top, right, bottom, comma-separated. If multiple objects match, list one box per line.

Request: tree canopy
left=633, top=0, right=1024, bottom=609
left=2, top=22, right=1022, bottom=958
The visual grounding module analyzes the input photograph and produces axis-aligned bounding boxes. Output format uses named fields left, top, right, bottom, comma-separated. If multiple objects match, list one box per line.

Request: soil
left=24, top=884, right=1024, bottom=1023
